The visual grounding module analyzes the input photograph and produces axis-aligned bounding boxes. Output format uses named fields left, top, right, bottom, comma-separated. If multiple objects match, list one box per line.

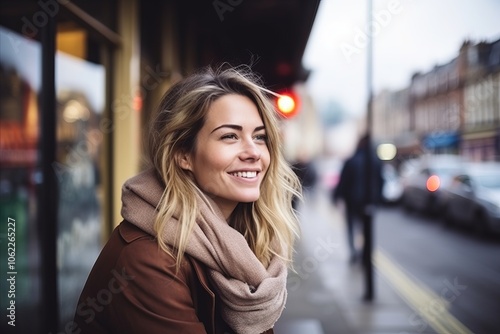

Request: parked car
left=401, top=154, right=465, bottom=214
left=441, top=162, right=500, bottom=234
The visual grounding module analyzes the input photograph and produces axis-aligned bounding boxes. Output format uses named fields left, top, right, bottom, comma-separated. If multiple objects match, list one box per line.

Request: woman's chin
left=234, top=192, right=261, bottom=204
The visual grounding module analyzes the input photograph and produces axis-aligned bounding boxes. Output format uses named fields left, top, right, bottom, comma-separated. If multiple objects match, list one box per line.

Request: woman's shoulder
left=118, top=219, right=156, bottom=244
left=114, top=221, right=205, bottom=283
left=76, top=221, right=214, bottom=333
left=116, top=221, right=178, bottom=269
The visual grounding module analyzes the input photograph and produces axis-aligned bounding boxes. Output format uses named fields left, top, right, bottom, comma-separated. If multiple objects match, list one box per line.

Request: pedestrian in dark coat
left=333, top=135, right=383, bottom=263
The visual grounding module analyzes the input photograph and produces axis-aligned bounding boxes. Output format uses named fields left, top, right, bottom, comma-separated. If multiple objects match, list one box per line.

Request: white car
left=441, top=162, right=500, bottom=234
left=401, top=154, right=465, bottom=214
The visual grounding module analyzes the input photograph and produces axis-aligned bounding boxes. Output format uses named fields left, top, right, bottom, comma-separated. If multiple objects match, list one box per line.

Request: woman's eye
left=255, top=134, right=267, bottom=142
left=221, top=133, right=238, bottom=140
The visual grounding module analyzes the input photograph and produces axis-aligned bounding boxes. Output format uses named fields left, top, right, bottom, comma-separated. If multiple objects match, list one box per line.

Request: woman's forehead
left=204, top=94, right=264, bottom=126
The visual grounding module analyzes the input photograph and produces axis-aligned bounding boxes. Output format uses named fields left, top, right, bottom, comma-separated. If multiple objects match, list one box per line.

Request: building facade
left=410, top=57, right=462, bottom=154
left=461, top=39, right=500, bottom=161
left=372, top=87, right=411, bottom=150
left=372, top=37, right=500, bottom=163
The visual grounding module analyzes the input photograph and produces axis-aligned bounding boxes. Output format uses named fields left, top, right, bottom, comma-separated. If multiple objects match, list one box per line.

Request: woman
left=73, top=66, right=301, bottom=334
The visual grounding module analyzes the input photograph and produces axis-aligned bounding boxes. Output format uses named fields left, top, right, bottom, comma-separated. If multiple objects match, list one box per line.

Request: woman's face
left=181, top=94, right=270, bottom=218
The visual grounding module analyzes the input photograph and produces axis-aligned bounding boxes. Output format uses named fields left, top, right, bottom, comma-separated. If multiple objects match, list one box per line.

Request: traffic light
left=275, top=91, right=300, bottom=119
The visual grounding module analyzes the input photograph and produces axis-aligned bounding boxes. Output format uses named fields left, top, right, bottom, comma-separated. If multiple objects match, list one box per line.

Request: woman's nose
left=240, top=140, right=261, bottom=161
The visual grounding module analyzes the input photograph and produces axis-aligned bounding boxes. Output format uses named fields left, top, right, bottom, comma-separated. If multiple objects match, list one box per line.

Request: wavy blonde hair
left=147, top=65, right=301, bottom=269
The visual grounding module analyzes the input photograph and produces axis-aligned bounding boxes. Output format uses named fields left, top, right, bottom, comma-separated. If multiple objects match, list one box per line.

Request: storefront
left=1, top=1, right=127, bottom=332
left=1, top=1, right=319, bottom=332
left=461, top=130, right=499, bottom=162
left=422, top=131, right=460, bottom=154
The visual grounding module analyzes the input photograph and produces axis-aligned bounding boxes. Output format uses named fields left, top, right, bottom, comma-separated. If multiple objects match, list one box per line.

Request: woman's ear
left=176, top=151, right=192, bottom=171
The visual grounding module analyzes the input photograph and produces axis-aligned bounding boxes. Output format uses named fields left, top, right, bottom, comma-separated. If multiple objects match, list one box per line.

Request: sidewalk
left=274, top=188, right=437, bottom=334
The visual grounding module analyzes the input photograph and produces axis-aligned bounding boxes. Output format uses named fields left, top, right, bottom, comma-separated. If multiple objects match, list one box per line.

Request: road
left=375, top=206, right=500, bottom=334
left=276, top=185, right=500, bottom=334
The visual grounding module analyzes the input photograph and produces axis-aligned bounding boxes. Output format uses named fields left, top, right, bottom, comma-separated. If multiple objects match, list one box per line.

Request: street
left=276, top=186, right=500, bottom=334
left=376, top=205, right=500, bottom=334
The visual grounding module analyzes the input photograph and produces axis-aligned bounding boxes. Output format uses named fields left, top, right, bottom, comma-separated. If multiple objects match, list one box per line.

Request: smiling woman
left=73, top=66, right=302, bottom=334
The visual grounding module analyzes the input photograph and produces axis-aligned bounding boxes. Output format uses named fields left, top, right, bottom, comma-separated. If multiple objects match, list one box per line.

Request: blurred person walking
left=332, top=134, right=383, bottom=263
left=73, top=66, right=301, bottom=334
left=291, top=152, right=317, bottom=209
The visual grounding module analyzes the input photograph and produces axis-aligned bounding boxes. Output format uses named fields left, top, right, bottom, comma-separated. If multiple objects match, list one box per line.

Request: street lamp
left=363, top=0, right=375, bottom=301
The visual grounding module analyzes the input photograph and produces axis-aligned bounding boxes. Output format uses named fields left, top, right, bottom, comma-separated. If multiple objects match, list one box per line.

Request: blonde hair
left=147, top=65, right=301, bottom=269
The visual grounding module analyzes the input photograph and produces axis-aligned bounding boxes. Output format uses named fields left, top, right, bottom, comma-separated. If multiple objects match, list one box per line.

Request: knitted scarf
left=120, top=169, right=287, bottom=334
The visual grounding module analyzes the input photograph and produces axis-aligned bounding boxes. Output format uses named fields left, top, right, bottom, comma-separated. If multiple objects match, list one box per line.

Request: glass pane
left=55, top=50, right=106, bottom=326
left=1, top=22, right=107, bottom=333
left=0, top=25, right=42, bottom=332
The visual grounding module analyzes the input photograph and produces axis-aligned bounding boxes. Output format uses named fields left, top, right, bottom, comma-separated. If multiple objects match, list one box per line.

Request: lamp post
left=362, top=0, right=375, bottom=301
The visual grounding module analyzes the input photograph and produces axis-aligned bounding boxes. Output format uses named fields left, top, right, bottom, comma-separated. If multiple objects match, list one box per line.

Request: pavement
left=274, top=188, right=438, bottom=334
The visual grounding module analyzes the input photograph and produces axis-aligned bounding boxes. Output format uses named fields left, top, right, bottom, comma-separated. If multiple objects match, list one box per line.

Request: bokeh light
left=377, top=143, right=397, bottom=161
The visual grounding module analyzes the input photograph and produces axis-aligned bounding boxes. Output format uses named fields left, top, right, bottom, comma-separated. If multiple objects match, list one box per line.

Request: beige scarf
left=121, top=169, right=287, bottom=334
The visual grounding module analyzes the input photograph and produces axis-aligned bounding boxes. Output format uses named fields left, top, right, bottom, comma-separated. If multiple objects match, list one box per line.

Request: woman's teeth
left=230, top=171, right=257, bottom=178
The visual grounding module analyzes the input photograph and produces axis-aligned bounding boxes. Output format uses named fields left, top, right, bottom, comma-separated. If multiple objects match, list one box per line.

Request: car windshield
left=474, top=173, right=500, bottom=189
left=432, top=167, right=462, bottom=177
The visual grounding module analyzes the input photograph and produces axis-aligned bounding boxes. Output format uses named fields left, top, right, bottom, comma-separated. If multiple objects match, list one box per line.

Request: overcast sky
left=303, top=0, right=500, bottom=117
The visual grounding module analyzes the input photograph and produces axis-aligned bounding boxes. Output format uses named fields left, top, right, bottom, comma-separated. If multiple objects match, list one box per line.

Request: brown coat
left=73, top=221, right=273, bottom=334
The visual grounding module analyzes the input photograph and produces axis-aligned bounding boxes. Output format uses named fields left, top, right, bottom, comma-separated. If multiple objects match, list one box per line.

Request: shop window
left=0, top=25, right=43, bottom=332
left=1, top=8, right=112, bottom=330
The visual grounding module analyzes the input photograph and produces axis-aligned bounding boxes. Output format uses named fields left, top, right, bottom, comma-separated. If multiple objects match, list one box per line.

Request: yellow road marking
left=374, top=248, right=473, bottom=334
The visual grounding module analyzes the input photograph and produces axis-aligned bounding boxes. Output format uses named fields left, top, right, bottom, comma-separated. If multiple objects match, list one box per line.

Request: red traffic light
left=275, top=91, right=300, bottom=119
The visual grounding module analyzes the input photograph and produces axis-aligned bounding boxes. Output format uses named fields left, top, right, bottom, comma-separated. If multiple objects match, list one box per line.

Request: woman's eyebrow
left=211, top=124, right=242, bottom=133
left=211, top=124, right=266, bottom=133
left=254, top=125, right=266, bottom=132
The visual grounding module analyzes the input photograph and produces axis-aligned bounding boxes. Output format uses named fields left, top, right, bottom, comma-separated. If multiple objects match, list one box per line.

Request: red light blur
left=275, top=92, right=300, bottom=119
left=426, top=175, right=440, bottom=192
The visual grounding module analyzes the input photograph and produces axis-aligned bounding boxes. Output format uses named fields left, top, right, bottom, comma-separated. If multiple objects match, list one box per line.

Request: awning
left=423, top=132, right=460, bottom=149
